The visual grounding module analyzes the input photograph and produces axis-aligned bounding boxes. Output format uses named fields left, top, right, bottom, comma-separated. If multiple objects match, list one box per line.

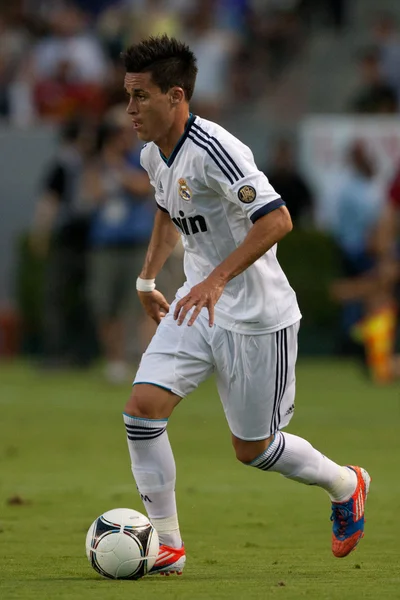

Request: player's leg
left=123, top=309, right=214, bottom=573
left=215, top=323, right=370, bottom=558
left=124, top=383, right=182, bottom=543
left=232, top=431, right=359, bottom=501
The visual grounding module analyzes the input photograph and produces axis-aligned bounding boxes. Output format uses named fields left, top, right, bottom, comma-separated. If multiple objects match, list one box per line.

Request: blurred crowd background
left=1, top=0, right=400, bottom=384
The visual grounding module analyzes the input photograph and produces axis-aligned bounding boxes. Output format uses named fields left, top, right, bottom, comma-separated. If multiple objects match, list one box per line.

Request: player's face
left=124, top=72, right=175, bottom=144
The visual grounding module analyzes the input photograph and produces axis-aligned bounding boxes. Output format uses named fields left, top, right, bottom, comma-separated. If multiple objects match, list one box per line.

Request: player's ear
left=170, top=87, right=185, bottom=105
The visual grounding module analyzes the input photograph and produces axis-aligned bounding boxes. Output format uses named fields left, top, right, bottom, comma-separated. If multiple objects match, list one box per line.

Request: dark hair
left=122, top=35, right=198, bottom=101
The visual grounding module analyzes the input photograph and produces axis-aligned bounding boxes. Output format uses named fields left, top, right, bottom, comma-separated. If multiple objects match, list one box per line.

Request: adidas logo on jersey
left=158, top=181, right=164, bottom=194
left=172, top=210, right=208, bottom=235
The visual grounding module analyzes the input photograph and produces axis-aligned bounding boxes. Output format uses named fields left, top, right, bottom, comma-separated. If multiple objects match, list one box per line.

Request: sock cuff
left=123, top=413, right=168, bottom=441
left=249, top=431, right=286, bottom=471
left=123, top=413, right=168, bottom=424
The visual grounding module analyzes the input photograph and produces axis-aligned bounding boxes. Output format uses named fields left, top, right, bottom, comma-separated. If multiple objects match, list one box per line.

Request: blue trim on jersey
left=156, top=201, right=169, bottom=213
left=250, top=199, right=285, bottom=223
left=188, top=134, right=235, bottom=185
left=192, top=122, right=244, bottom=179
left=133, top=381, right=173, bottom=394
left=190, top=127, right=241, bottom=184
left=159, top=113, right=196, bottom=167
left=123, top=412, right=169, bottom=423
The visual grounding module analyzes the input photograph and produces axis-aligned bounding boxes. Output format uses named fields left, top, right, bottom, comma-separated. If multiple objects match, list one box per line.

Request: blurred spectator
left=298, top=0, right=348, bottom=33
left=330, top=142, right=383, bottom=271
left=33, top=4, right=108, bottom=83
left=74, top=0, right=121, bottom=17
left=30, top=118, right=95, bottom=366
left=330, top=157, right=400, bottom=382
left=329, top=141, right=386, bottom=357
left=135, top=0, right=182, bottom=39
left=372, top=162, right=400, bottom=321
left=371, top=12, right=400, bottom=108
left=216, top=0, right=249, bottom=33
left=331, top=267, right=399, bottom=383
left=266, top=138, right=313, bottom=227
left=31, top=3, right=109, bottom=121
left=247, top=3, right=304, bottom=82
left=347, top=48, right=398, bottom=114
left=0, top=0, right=311, bottom=125
left=374, top=162, right=400, bottom=263
left=229, top=47, right=255, bottom=102
left=0, top=11, right=32, bottom=122
left=183, top=1, right=236, bottom=118
left=83, top=115, right=154, bottom=384
left=97, top=4, right=130, bottom=63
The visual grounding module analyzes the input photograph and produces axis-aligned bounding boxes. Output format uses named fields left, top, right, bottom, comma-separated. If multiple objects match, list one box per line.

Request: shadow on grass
left=21, top=577, right=100, bottom=582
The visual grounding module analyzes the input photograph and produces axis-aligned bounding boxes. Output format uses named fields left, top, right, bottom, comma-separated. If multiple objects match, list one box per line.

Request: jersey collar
left=159, top=113, right=196, bottom=168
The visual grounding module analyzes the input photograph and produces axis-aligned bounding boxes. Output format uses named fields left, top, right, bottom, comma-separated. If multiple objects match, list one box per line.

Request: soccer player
left=121, top=35, right=370, bottom=575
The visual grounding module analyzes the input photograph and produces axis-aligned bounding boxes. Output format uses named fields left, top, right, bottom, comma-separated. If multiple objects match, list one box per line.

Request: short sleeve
left=139, top=144, right=152, bottom=180
left=140, top=143, right=168, bottom=213
left=202, top=137, right=284, bottom=223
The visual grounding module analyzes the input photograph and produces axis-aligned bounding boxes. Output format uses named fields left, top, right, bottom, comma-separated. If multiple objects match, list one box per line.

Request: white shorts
left=134, top=310, right=300, bottom=441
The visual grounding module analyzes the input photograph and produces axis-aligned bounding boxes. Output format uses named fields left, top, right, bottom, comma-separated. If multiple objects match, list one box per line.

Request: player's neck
left=157, top=110, right=191, bottom=160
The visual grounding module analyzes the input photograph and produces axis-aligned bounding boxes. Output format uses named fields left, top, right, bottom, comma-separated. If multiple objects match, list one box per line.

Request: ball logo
left=178, top=178, right=191, bottom=201
left=238, top=185, right=256, bottom=203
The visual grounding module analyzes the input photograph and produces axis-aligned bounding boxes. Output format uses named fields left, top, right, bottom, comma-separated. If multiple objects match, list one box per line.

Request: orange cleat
left=149, top=543, right=186, bottom=576
left=331, top=466, right=371, bottom=558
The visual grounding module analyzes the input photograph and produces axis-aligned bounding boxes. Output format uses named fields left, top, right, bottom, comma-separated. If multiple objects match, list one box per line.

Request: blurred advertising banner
left=299, top=117, right=400, bottom=228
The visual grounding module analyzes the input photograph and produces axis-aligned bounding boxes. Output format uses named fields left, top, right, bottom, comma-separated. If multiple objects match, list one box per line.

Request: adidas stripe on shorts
left=134, top=306, right=300, bottom=441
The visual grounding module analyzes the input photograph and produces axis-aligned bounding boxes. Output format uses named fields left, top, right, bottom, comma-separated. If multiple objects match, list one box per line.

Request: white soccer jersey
left=140, top=115, right=301, bottom=334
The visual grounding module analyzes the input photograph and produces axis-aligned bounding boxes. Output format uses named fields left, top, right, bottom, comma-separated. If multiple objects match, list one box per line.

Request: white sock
left=249, top=431, right=357, bottom=502
left=151, top=515, right=181, bottom=549
left=123, top=413, right=182, bottom=548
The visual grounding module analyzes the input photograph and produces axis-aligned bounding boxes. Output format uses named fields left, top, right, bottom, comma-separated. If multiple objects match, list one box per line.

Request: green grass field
left=0, top=359, right=399, bottom=600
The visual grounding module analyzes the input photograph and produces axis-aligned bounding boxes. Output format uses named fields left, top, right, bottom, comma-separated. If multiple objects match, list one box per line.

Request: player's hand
left=173, top=276, right=225, bottom=327
left=138, top=290, right=169, bottom=325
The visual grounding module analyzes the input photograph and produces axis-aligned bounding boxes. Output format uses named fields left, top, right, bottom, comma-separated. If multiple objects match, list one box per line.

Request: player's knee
left=232, top=434, right=274, bottom=464
left=124, top=386, right=161, bottom=419
left=124, top=384, right=180, bottom=420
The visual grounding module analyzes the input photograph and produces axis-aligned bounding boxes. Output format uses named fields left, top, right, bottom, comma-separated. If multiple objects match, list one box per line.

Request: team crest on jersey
left=178, top=178, right=192, bottom=201
left=238, top=185, right=256, bottom=203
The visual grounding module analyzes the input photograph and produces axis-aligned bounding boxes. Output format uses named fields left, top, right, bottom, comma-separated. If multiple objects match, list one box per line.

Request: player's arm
left=174, top=139, right=292, bottom=326
left=138, top=209, right=181, bottom=324
left=174, top=206, right=292, bottom=326
left=140, top=209, right=180, bottom=279
left=136, top=146, right=180, bottom=323
left=210, top=205, right=292, bottom=282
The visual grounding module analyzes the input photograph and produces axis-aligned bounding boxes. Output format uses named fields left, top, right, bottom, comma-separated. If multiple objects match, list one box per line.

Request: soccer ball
left=85, top=508, right=159, bottom=580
